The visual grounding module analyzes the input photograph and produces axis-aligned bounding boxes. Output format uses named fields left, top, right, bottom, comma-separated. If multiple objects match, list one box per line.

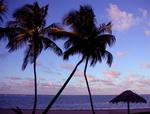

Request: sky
left=0, top=0, right=150, bottom=95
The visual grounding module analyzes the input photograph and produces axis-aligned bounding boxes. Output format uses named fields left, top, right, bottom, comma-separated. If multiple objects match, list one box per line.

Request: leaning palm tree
left=43, top=5, right=116, bottom=114
left=0, top=0, right=6, bottom=22
left=3, top=2, right=62, bottom=114
left=0, top=0, right=7, bottom=40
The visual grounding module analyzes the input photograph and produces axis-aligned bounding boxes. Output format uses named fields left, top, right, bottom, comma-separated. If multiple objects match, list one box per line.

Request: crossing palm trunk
left=84, top=57, right=95, bottom=114
left=43, top=57, right=84, bottom=114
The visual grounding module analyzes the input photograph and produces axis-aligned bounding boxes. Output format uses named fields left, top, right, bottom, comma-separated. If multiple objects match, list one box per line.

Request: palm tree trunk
left=43, top=57, right=84, bottom=114
left=127, top=101, right=130, bottom=114
left=32, top=53, right=37, bottom=114
left=84, top=57, right=95, bottom=114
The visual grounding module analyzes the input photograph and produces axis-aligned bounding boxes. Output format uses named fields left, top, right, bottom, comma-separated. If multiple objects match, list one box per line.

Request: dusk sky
left=0, top=0, right=150, bottom=95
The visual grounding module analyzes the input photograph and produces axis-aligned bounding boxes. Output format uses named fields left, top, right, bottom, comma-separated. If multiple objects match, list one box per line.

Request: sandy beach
left=1, top=108, right=150, bottom=114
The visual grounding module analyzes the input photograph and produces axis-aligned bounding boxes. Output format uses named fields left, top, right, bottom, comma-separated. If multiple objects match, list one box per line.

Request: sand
left=1, top=108, right=150, bottom=114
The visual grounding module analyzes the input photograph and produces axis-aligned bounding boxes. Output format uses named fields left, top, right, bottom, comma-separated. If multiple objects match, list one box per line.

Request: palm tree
left=3, top=2, right=62, bottom=114
left=43, top=5, right=116, bottom=114
left=0, top=0, right=7, bottom=40
left=0, top=0, right=6, bottom=22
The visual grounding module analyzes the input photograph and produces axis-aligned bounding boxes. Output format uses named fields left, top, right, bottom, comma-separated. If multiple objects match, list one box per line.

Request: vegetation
left=0, top=0, right=7, bottom=22
left=43, top=5, right=115, bottom=114
left=0, top=1, right=116, bottom=114
left=1, top=2, right=62, bottom=114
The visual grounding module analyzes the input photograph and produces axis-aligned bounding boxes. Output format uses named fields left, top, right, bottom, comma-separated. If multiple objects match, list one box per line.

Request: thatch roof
left=110, top=90, right=147, bottom=103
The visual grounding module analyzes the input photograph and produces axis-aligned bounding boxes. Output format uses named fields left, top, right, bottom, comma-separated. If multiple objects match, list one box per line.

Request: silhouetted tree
left=43, top=5, right=116, bottom=114
left=0, top=0, right=7, bottom=40
left=11, top=107, right=23, bottom=114
left=0, top=0, right=6, bottom=22
left=2, top=2, right=62, bottom=114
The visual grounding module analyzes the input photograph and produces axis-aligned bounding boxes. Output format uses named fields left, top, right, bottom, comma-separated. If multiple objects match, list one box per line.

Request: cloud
left=0, top=79, right=36, bottom=94
left=103, top=70, right=121, bottom=78
left=0, top=82, right=11, bottom=91
left=60, top=63, right=74, bottom=70
left=38, top=81, right=88, bottom=95
left=74, top=70, right=83, bottom=77
left=74, top=70, right=100, bottom=82
left=1, top=73, right=150, bottom=95
left=87, top=75, right=99, bottom=82
left=139, top=8, right=148, bottom=18
left=37, top=61, right=51, bottom=74
left=117, top=74, right=150, bottom=92
left=0, top=78, right=40, bottom=94
left=7, top=77, right=22, bottom=80
left=23, top=79, right=34, bottom=88
left=39, top=81, right=53, bottom=88
left=116, top=51, right=128, bottom=58
left=140, top=62, right=150, bottom=69
left=107, top=4, right=136, bottom=31
left=144, top=30, right=150, bottom=37
left=100, top=79, right=115, bottom=86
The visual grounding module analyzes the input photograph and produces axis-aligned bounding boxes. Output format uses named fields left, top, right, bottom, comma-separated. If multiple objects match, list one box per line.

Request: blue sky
left=0, top=0, right=150, bottom=95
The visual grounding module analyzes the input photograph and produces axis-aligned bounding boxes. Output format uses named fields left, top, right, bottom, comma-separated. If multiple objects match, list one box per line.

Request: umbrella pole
left=127, top=101, right=130, bottom=114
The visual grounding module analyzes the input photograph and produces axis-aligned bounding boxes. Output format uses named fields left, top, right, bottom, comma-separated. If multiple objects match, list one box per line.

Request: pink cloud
left=116, top=51, right=127, bottom=58
left=23, top=79, right=34, bottom=88
left=144, top=30, right=150, bottom=37
left=107, top=4, right=136, bottom=31
left=2, top=72, right=150, bottom=95
left=0, top=79, right=35, bottom=94
left=87, top=75, right=100, bottom=82
left=118, top=74, right=150, bottom=92
left=37, top=61, right=49, bottom=70
left=100, top=79, right=115, bottom=86
left=140, top=62, right=150, bottom=69
left=74, top=70, right=83, bottom=77
left=103, top=70, right=121, bottom=78
left=37, top=61, right=51, bottom=73
left=0, top=82, right=11, bottom=91
left=0, top=79, right=22, bottom=92
left=74, top=70, right=99, bottom=82
left=7, top=77, right=22, bottom=80
left=39, top=81, right=53, bottom=88
left=60, top=63, right=74, bottom=70
left=0, top=78, right=38, bottom=94
left=129, top=75, right=150, bottom=88
left=139, top=8, right=148, bottom=18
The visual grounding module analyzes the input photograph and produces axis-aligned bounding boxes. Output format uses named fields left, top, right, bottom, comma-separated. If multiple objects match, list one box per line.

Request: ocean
left=0, top=95, right=150, bottom=110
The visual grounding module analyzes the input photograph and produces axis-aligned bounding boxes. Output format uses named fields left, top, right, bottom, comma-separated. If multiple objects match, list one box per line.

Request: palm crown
left=5, top=2, right=62, bottom=69
left=43, top=5, right=116, bottom=114
left=3, top=2, right=63, bottom=114
left=63, top=5, right=116, bottom=66
left=0, top=0, right=6, bottom=22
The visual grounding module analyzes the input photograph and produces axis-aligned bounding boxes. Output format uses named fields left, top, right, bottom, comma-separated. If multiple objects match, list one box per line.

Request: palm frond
left=64, top=35, right=81, bottom=49
left=0, top=0, right=6, bottom=22
left=49, top=29, right=78, bottom=41
left=103, top=50, right=113, bottom=67
left=43, top=37, right=62, bottom=56
left=0, top=27, right=11, bottom=40
left=89, top=54, right=98, bottom=66
left=97, top=34, right=116, bottom=47
left=99, top=22, right=112, bottom=34
left=22, top=46, right=31, bottom=70
left=63, top=10, right=76, bottom=26
left=62, top=5, right=116, bottom=68
left=63, top=46, right=80, bottom=60
left=41, top=4, right=48, bottom=21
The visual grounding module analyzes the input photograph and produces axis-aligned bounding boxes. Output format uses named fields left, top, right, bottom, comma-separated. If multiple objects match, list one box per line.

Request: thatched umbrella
left=109, top=90, right=147, bottom=114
